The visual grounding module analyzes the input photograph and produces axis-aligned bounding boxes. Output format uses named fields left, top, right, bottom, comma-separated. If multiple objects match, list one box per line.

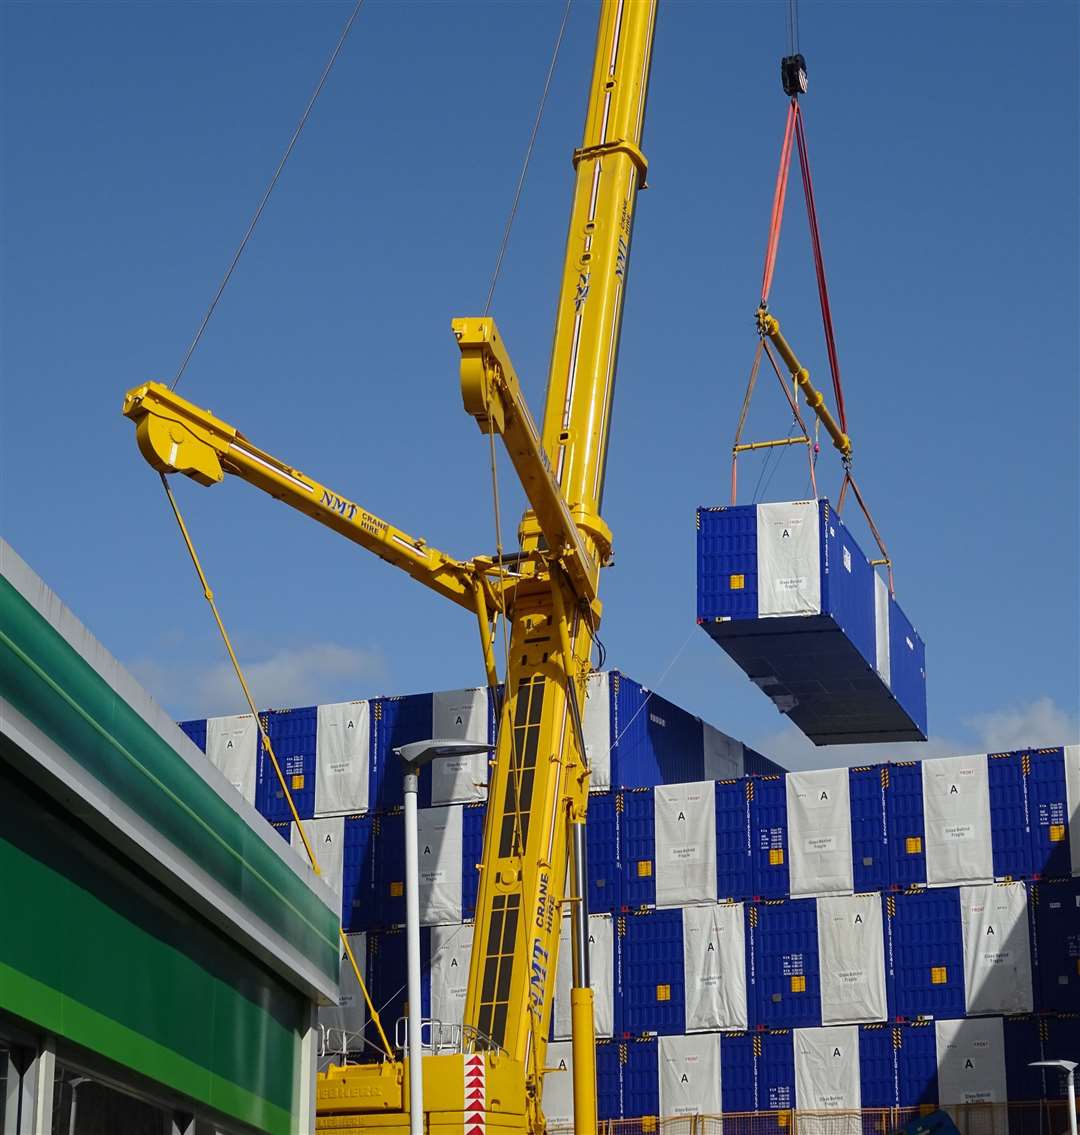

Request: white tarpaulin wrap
left=430, top=923, right=473, bottom=1028
left=320, top=932, right=366, bottom=1038
left=756, top=500, right=821, bottom=618
left=1066, top=745, right=1080, bottom=876
left=293, top=816, right=345, bottom=900
left=703, top=724, right=744, bottom=780
left=961, top=883, right=1033, bottom=1015
left=553, top=914, right=613, bottom=1039
left=923, top=755, right=994, bottom=886
left=659, top=1034, right=723, bottom=1118
left=874, top=574, right=891, bottom=686
left=206, top=714, right=258, bottom=804
left=794, top=1026, right=861, bottom=1110
left=682, top=902, right=748, bottom=1032
left=431, top=689, right=489, bottom=804
left=817, top=894, right=887, bottom=1025
left=655, top=782, right=717, bottom=907
left=315, top=700, right=370, bottom=817
left=582, top=671, right=611, bottom=791
left=542, top=1041, right=575, bottom=1127
left=936, top=1017, right=1006, bottom=1104
left=417, top=805, right=463, bottom=925
left=787, top=768, right=854, bottom=898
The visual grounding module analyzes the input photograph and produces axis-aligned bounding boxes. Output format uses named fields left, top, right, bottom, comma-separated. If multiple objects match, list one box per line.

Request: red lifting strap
left=759, top=99, right=849, bottom=438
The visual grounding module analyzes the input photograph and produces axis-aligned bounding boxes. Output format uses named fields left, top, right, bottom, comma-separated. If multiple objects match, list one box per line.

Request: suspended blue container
left=756, top=1029, right=795, bottom=1112
left=851, top=764, right=890, bottom=893
left=620, top=788, right=657, bottom=910
left=462, top=802, right=485, bottom=921
left=988, top=750, right=1031, bottom=880
left=1033, top=878, right=1080, bottom=1013
left=750, top=898, right=821, bottom=1029
left=750, top=776, right=789, bottom=899
left=371, top=693, right=434, bottom=812
left=859, top=1024, right=897, bottom=1107
left=256, top=705, right=316, bottom=822
left=697, top=500, right=927, bottom=745
left=342, top=814, right=376, bottom=933
left=886, top=888, right=964, bottom=1021
left=1027, top=747, right=1071, bottom=879
left=587, top=791, right=621, bottom=914
left=610, top=672, right=707, bottom=788
left=894, top=1020, right=938, bottom=1106
left=722, top=1032, right=757, bottom=1112
left=716, top=779, right=753, bottom=902
left=178, top=718, right=207, bottom=752
left=620, top=909, right=685, bottom=1035
left=887, top=763, right=927, bottom=889
left=622, top=1038, right=659, bottom=1117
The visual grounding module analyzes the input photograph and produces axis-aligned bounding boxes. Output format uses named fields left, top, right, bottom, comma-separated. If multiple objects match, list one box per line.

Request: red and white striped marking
left=464, top=1053, right=485, bottom=1135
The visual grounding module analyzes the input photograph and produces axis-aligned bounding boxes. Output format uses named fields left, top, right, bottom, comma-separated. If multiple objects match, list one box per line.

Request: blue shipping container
left=622, top=1038, right=659, bottom=1117
left=988, top=751, right=1031, bottom=881
left=587, top=791, right=621, bottom=914
left=887, top=763, right=927, bottom=889
left=722, top=1032, right=757, bottom=1113
left=1041, top=1015, right=1080, bottom=1098
left=1033, top=878, right=1080, bottom=1013
left=894, top=1020, right=938, bottom=1106
left=371, top=693, right=434, bottom=812
left=716, top=779, right=753, bottom=903
left=756, top=1029, right=795, bottom=1111
left=620, top=789, right=657, bottom=910
left=750, top=776, right=790, bottom=899
left=620, top=909, right=685, bottom=1036
left=610, top=672, right=706, bottom=788
left=1027, top=747, right=1071, bottom=879
left=1003, top=1015, right=1044, bottom=1100
left=696, top=500, right=927, bottom=745
left=596, top=1040, right=622, bottom=1121
left=745, top=748, right=786, bottom=777
left=851, top=765, right=890, bottom=893
left=750, top=899, right=821, bottom=1029
left=886, top=888, right=964, bottom=1021
left=859, top=1023, right=897, bottom=1107
left=178, top=718, right=207, bottom=752
left=256, top=706, right=316, bottom=822
left=462, top=802, right=485, bottom=921
left=342, top=814, right=377, bottom=933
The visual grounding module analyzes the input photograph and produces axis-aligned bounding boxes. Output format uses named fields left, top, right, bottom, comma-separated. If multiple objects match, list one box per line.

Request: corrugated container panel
left=462, top=802, right=484, bottom=921
left=256, top=706, right=316, bottom=822
left=178, top=718, right=206, bottom=752
left=894, top=1020, right=938, bottom=1106
left=745, top=748, right=786, bottom=776
left=750, top=776, right=790, bottom=899
left=596, top=1040, right=622, bottom=1121
left=886, top=888, right=964, bottom=1021
left=850, top=765, right=889, bottom=893
left=610, top=672, right=705, bottom=788
left=716, top=779, right=752, bottom=902
left=722, top=1032, right=757, bottom=1112
left=1040, top=1015, right=1080, bottom=1099
left=620, top=909, right=685, bottom=1036
left=756, top=1029, right=795, bottom=1112
left=696, top=501, right=927, bottom=746
left=751, top=899, right=821, bottom=1029
left=588, top=791, right=620, bottom=914
left=988, top=751, right=1031, bottom=880
left=622, top=1037, right=659, bottom=1118
left=342, top=814, right=376, bottom=933
left=1033, top=878, right=1080, bottom=1013
left=887, top=763, right=927, bottom=889
left=620, top=789, right=657, bottom=910
left=858, top=1023, right=896, bottom=1107
left=1003, top=1015, right=1044, bottom=1100
left=1027, top=746, right=1070, bottom=879
left=371, top=693, right=434, bottom=812
left=365, top=927, right=431, bottom=1046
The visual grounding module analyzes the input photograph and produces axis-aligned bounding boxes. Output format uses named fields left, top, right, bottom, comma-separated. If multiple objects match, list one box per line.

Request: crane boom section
left=122, top=382, right=483, bottom=611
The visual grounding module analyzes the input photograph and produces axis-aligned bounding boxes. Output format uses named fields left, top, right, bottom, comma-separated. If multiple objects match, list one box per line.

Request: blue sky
left=3, top=0, right=1077, bottom=770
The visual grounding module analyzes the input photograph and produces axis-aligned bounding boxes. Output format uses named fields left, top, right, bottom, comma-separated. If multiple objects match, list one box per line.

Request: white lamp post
left=1031, top=1060, right=1078, bottom=1135
left=394, top=740, right=494, bottom=1135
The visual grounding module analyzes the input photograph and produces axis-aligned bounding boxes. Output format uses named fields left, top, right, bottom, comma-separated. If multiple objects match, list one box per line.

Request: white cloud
left=752, top=724, right=963, bottom=772
left=967, top=696, right=1079, bottom=753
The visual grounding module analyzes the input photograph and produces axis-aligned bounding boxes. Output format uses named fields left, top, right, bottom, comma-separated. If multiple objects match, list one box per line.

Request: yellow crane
left=121, top=3, right=657, bottom=1134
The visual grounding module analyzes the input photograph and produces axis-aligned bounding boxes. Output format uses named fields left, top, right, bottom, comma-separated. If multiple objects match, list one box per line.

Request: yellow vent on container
left=778, top=1112, right=790, bottom=1128
left=291, top=774, right=305, bottom=790
left=1051, top=824, right=1066, bottom=843
left=769, top=848, right=785, bottom=866
left=906, top=836, right=923, bottom=855
left=930, top=967, right=947, bottom=985
left=790, top=975, right=806, bottom=993
left=642, top=1119, right=657, bottom=1133
left=637, top=860, right=653, bottom=878
left=656, top=985, right=671, bottom=1002
left=390, top=881, right=404, bottom=898
left=730, top=574, right=745, bottom=590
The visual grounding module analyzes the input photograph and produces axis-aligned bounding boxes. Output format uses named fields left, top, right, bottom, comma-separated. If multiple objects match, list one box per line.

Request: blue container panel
left=1028, top=748, right=1071, bottom=878
left=887, top=888, right=964, bottom=1021
left=371, top=694, right=434, bottom=812
left=696, top=505, right=759, bottom=622
left=858, top=1025, right=896, bottom=1108
left=888, top=597, right=928, bottom=739
left=895, top=1022, right=938, bottom=1106
left=716, top=779, right=753, bottom=902
left=756, top=1030, right=795, bottom=1112
left=462, top=803, right=485, bottom=921
left=370, top=812, right=406, bottom=929
left=620, top=789, right=656, bottom=909
left=887, top=764, right=927, bottom=889
left=596, top=1041, right=621, bottom=1121
left=620, top=909, right=685, bottom=1036
left=988, top=751, right=1031, bottom=880
left=821, top=504, right=877, bottom=670
left=366, top=928, right=431, bottom=1042
left=611, top=673, right=705, bottom=789
left=272, top=820, right=290, bottom=843
left=257, top=706, right=316, bottom=822
left=342, top=815, right=376, bottom=933
left=587, top=792, right=620, bottom=914
left=1042, top=1016, right=1080, bottom=1097
left=1034, top=879, right=1080, bottom=1013
left=623, top=1039, right=659, bottom=1117
left=722, top=1033, right=756, bottom=1113
left=850, top=765, right=889, bottom=893
left=745, top=748, right=786, bottom=776
left=178, top=718, right=207, bottom=752
left=1004, top=1016, right=1044, bottom=1101
left=752, top=899, right=821, bottom=1029
left=750, top=776, right=789, bottom=899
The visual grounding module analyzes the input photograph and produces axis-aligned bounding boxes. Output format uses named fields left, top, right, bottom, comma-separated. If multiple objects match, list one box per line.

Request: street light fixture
left=1030, top=1060, right=1078, bottom=1135
left=393, top=739, right=495, bottom=1135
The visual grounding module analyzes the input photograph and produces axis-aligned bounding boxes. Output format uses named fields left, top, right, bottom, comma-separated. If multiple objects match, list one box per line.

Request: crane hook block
left=781, top=54, right=808, bottom=97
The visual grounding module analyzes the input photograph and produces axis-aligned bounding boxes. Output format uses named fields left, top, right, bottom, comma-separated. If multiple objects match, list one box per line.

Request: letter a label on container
left=817, top=894, right=887, bottom=1025
left=430, top=923, right=473, bottom=1028
left=292, top=816, right=345, bottom=900
left=922, top=755, right=993, bottom=886
left=320, top=931, right=366, bottom=1037
left=432, top=689, right=489, bottom=805
left=541, top=1041, right=575, bottom=1128
left=658, top=1034, right=722, bottom=1118
left=935, top=1017, right=1006, bottom=1104
left=794, top=1026, right=861, bottom=1111
left=960, top=882, right=1033, bottom=1016
left=787, top=768, right=854, bottom=898
left=654, top=782, right=717, bottom=907
left=206, top=713, right=258, bottom=804
left=682, top=903, right=748, bottom=1032
left=315, top=701, right=370, bottom=816
left=553, top=914, right=613, bottom=1040
left=416, top=805, right=463, bottom=925
left=756, top=500, right=822, bottom=617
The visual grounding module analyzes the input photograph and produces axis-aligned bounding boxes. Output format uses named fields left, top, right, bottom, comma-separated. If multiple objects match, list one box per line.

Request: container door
left=682, top=902, right=748, bottom=1032
left=817, top=894, right=887, bottom=1025
left=315, top=700, right=370, bottom=816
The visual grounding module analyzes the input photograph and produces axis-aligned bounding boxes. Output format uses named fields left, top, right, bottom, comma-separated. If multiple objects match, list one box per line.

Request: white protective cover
left=429, top=922, right=473, bottom=1028
left=794, top=1025, right=861, bottom=1109
left=431, top=688, right=490, bottom=805
left=417, top=805, right=463, bottom=925
left=1066, top=745, right=1080, bottom=875
left=817, top=893, right=887, bottom=1025
left=553, top=914, right=613, bottom=1040
left=874, top=574, right=891, bottom=686
left=542, top=1041, right=576, bottom=1128
left=682, top=903, right=748, bottom=1032
left=320, top=932, right=366, bottom=1037
left=293, top=816, right=345, bottom=900
left=756, top=500, right=821, bottom=618
left=787, top=768, right=854, bottom=898
left=960, top=882, right=1033, bottom=1015
left=655, top=782, right=717, bottom=907
left=703, top=724, right=744, bottom=780
left=935, top=1016, right=1007, bottom=1104
left=205, top=713, right=258, bottom=804
left=315, top=700, right=370, bottom=817
left=658, top=1034, right=723, bottom=1118
left=922, top=755, right=994, bottom=886
left=582, top=671, right=611, bottom=791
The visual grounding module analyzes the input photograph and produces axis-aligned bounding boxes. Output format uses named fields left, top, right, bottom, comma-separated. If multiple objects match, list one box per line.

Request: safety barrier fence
left=550, top=1105, right=1069, bottom=1135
